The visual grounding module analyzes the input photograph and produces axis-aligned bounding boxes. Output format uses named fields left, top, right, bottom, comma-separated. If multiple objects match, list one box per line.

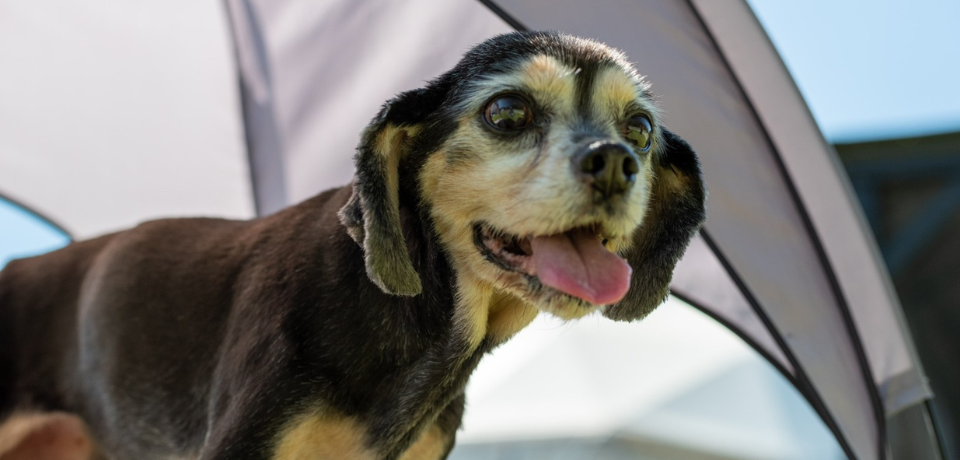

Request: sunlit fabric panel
left=0, top=1, right=254, bottom=238
left=690, top=0, right=930, bottom=416
left=671, top=234, right=794, bottom=377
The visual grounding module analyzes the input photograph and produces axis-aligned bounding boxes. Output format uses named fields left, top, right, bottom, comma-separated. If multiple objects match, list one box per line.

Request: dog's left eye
left=624, top=114, right=653, bottom=152
left=484, top=95, right=532, bottom=131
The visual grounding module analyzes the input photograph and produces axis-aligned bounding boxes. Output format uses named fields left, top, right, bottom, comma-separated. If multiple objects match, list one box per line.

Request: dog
left=0, top=31, right=705, bottom=460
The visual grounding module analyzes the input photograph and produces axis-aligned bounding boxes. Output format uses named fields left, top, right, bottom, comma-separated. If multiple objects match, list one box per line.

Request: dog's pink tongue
left=530, top=228, right=632, bottom=305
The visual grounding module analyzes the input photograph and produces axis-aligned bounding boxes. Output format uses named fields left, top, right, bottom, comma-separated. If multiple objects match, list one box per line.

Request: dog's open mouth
left=474, top=223, right=632, bottom=305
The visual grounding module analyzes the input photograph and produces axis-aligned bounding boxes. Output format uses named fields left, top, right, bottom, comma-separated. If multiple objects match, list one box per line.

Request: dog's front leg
left=199, top=397, right=380, bottom=460
left=396, top=394, right=464, bottom=460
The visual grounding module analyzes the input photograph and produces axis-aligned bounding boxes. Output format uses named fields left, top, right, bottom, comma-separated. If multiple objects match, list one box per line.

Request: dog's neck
left=449, top=271, right=539, bottom=349
left=349, top=197, right=540, bottom=456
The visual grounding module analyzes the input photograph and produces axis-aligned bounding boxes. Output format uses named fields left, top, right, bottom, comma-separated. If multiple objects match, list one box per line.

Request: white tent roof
left=0, top=1, right=939, bottom=458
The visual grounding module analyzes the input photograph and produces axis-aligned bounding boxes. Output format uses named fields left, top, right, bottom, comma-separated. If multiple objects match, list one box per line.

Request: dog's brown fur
left=0, top=32, right=705, bottom=460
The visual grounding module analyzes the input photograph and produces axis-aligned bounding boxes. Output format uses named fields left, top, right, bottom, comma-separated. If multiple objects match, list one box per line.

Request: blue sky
left=748, top=0, right=960, bottom=143
left=0, top=198, right=70, bottom=268
left=2, top=1, right=960, bottom=263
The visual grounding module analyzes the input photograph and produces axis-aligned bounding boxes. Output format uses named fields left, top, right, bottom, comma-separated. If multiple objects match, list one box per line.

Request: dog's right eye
left=484, top=95, right=532, bottom=131
left=624, top=114, right=653, bottom=152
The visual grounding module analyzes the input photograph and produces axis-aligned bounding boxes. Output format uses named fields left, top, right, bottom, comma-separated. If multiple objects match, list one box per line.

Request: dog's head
left=340, top=31, right=705, bottom=321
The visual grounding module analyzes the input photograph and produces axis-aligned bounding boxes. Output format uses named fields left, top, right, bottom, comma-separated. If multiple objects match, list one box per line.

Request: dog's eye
left=484, top=95, right=532, bottom=131
left=624, top=114, right=653, bottom=152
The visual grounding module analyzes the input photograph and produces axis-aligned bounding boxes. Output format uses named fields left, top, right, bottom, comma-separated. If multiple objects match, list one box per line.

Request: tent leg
left=888, top=401, right=945, bottom=460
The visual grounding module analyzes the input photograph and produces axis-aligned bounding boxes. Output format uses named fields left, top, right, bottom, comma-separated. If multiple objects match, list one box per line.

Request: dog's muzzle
left=476, top=223, right=632, bottom=305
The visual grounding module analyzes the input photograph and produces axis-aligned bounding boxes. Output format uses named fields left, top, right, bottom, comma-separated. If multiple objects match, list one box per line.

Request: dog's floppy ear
left=604, top=129, right=706, bottom=321
left=338, top=88, right=440, bottom=296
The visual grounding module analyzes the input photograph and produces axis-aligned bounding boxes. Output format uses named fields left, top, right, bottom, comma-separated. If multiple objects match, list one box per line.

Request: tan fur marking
left=655, top=162, right=691, bottom=195
left=373, top=124, right=422, bottom=225
left=397, top=425, right=447, bottom=460
left=521, top=55, right=576, bottom=106
left=451, top=271, right=493, bottom=348
left=418, top=152, right=446, bottom=209
left=592, top=66, right=653, bottom=117
left=486, top=290, right=539, bottom=343
left=271, top=412, right=374, bottom=460
left=375, top=126, right=406, bottom=217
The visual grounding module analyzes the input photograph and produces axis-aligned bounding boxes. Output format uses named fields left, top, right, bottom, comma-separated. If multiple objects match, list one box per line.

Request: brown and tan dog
left=0, top=31, right=705, bottom=460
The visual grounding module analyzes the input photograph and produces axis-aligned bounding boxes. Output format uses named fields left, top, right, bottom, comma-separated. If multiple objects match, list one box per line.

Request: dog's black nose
left=574, top=142, right=640, bottom=198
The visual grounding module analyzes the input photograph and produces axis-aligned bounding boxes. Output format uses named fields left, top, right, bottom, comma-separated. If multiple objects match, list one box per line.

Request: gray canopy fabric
left=0, top=1, right=254, bottom=238
left=0, top=0, right=937, bottom=458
